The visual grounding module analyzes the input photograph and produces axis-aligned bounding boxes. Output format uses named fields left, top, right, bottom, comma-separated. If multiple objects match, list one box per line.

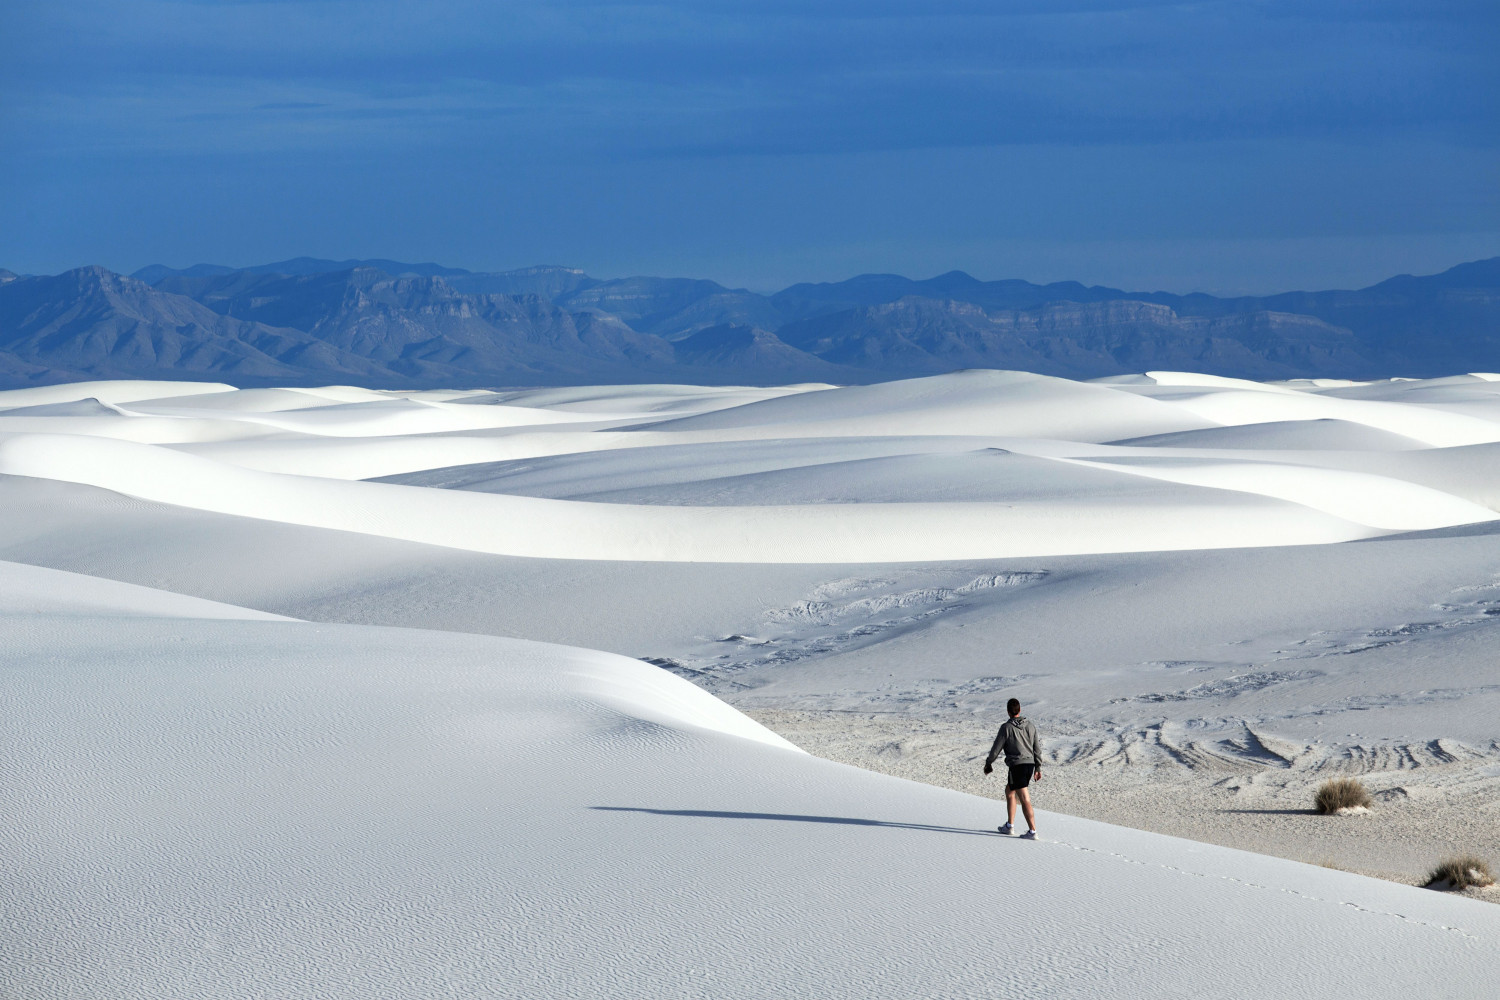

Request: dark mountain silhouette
left=140, top=262, right=776, bottom=340
left=1154, top=258, right=1500, bottom=374
left=672, top=324, right=850, bottom=381
left=775, top=260, right=1500, bottom=376
left=777, top=297, right=1367, bottom=380
left=445, top=266, right=594, bottom=299
left=554, top=277, right=783, bottom=340
left=1, top=256, right=1496, bottom=388
left=130, top=263, right=238, bottom=283
left=152, top=264, right=788, bottom=343
left=0, top=267, right=684, bottom=387
left=772, top=271, right=1133, bottom=321
left=154, top=268, right=674, bottom=375
left=0, top=266, right=385, bottom=385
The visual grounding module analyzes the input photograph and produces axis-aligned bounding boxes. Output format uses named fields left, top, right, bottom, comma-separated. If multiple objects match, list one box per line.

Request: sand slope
left=5, top=564, right=1500, bottom=998
left=5, top=370, right=1500, bottom=995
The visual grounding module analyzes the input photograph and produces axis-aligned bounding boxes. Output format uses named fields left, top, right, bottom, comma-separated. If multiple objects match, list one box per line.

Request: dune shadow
left=592, top=806, right=1001, bottom=837
left=1219, top=808, right=1319, bottom=816
left=1358, top=519, right=1500, bottom=543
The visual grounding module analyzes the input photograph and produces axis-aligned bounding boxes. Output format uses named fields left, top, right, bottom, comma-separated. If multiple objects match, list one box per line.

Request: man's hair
left=1007, top=698, right=1021, bottom=717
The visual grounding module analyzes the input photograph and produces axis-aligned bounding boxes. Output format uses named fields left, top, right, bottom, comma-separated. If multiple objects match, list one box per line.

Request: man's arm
left=982, top=725, right=1007, bottom=774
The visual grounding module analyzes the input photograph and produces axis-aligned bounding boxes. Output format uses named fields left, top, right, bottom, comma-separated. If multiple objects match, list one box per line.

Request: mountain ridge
left=1, top=256, right=1495, bottom=388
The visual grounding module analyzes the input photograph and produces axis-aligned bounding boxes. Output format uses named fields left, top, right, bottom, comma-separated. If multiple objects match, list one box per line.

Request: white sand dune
left=638, top=369, right=1216, bottom=441
left=5, top=565, right=1499, bottom=999
left=125, top=394, right=607, bottom=436
left=6, top=369, right=1500, bottom=996
left=1057, top=455, right=1499, bottom=531
left=1115, top=417, right=1431, bottom=451
left=0, top=431, right=1392, bottom=560
left=1108, top=372, right=1500, bottom=443
left=491, top=381, right=825, bottom=413
left=175, top=431, right=614, bottom=480
left=4, top=368, right=1497, bottom=563
left=0, top=378, right=237, bottom=408
left=0, top=558, right=291, bottom=621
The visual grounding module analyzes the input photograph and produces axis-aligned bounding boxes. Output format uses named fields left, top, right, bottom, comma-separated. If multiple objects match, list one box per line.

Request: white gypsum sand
left=3, top=370, right=1500, bottom=996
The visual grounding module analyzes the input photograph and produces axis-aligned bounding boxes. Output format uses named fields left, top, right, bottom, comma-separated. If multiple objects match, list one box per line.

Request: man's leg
left=1005, top=787, right=1018, bottom=826
left=1017, top=787, right=1037, bottom=832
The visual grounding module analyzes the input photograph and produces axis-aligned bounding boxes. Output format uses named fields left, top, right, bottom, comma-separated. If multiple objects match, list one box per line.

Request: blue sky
left=3, top=0, right=1497, bottom=293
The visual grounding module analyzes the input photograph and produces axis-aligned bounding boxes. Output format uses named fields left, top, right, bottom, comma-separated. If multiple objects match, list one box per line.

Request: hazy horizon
left=13, top=241, right=1500, bottom=300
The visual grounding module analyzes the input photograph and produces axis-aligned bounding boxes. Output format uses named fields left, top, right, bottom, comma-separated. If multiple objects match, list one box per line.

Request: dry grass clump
left=1426, top=855, right=1495, bottom=891
left=1314, top=777, right=1373, bottom=815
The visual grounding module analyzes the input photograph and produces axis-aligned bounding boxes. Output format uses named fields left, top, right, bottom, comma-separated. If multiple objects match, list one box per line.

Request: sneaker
left=996, top=823, right=1013, bottom=835
left=1019, top=830, right=1038, bottom=840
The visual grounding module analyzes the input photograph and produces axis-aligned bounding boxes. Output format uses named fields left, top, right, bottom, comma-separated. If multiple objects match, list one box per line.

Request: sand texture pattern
left=4, top=370, right=1500, bottom=997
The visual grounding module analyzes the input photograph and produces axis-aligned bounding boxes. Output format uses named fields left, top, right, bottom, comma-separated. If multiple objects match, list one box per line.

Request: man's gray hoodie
left=987, top=716, right=1041, bottom=767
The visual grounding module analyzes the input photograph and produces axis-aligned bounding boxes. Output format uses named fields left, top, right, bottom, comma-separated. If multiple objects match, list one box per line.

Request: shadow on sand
left=592, top=806, right=1001, bottom=837
left=1218, top=808, right=1319, bottom=816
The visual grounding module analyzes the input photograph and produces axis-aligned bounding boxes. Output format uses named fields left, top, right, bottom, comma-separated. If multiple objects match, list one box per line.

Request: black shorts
left=1006, top=764, right=1035, bottom=791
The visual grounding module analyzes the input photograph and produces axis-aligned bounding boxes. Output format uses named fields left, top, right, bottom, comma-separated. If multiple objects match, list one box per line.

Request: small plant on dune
left=1314, top=777, right=1373, bottom=815
left=1427, top=855, right=1495, bottom=891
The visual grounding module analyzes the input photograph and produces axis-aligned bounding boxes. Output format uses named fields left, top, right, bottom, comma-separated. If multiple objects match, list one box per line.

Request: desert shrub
left=1314, top=777, right=1373, bottom=815
left=1427, top=855, right=1495, bottom=890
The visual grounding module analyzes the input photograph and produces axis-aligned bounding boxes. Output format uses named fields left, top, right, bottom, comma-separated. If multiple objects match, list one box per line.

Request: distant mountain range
left=1, top=255, right=1496, bottom=388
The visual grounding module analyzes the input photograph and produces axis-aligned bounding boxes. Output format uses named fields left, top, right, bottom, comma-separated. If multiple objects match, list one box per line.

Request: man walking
left=984, top=698, right=1041, bottom=839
